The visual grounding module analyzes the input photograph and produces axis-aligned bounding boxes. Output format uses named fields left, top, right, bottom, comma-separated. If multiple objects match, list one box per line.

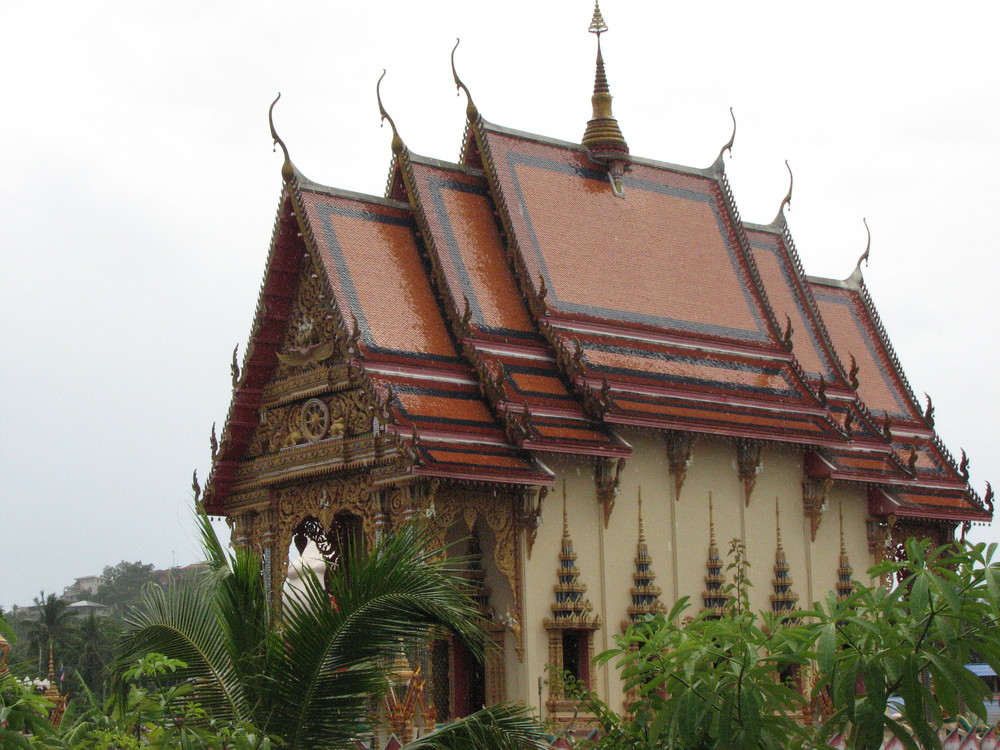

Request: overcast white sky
left=2, top=1, right=997, bottom=609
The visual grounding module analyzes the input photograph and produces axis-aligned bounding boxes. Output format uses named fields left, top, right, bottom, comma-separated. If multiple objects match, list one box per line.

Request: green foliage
left=104, top=513, right=545, bottom=750
left=1, top=627, right=56, bottom=747
left=30, top=653, right=279, bottom=749
left=575, top=539, right=1000, bottom=750
left=93, top=562, right=157, bottom=617
left=809, top=539, right=1000, bottom=750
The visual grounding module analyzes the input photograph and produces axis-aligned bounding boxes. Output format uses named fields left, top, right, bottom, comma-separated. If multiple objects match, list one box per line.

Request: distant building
left=202, top=3, right=991, bottom=736
left=61, top=575, right=103, bottom=603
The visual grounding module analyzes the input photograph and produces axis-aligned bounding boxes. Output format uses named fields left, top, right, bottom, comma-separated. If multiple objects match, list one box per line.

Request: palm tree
left=21, top=592, right=77, bottom=677
left=111, top=514, right=546, bottom=750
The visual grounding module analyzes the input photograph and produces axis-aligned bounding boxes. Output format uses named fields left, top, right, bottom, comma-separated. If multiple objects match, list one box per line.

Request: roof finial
left=589, top=1, right=608, bottom=35
left=376, top=70, right=404, bottom=156
left=451, top=39, right=479, bottom=119
left=846, top=218, right=871, bottom=287
left=772, top=160, right=793, bottom=225
left=582, top=1, right=630, bottom=196
left=269, top=93, right=299, bottom=184
left=711, top=108, right=737, bottom=173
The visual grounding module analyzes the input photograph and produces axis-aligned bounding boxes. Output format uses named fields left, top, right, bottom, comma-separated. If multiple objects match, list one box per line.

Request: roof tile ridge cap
left=929, top=431, right=970, bottom=484
left=481, top=119, right=589, bottom=152
left=854, top=278, right=925, bottom=420
left=711, top=167, right=792, bottom=354
left=298, top=181, right=411, bottom=209
left=849, top=396, right=891, bottom=440
left=206, top=192, right=293, bottom=501
left=408, top=151, right=483, bottom=175
left=778, top=224, right=854, bottom=388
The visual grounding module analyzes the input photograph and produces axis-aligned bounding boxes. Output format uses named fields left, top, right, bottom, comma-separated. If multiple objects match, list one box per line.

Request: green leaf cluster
left=575, top=539, right=1000, bottom=750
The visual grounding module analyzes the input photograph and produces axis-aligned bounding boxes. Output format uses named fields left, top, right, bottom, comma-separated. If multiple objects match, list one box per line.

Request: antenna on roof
left=772, top=160, right=793, bottom=226
left=451, top=39, right=479, bottom=119
left=376, top=70, right=404, bottom=155
left=846, top=218, right=871, bottom=287
left=582, top=0, right=630, bottom=197
left=269, top=93, right=301, bottom=185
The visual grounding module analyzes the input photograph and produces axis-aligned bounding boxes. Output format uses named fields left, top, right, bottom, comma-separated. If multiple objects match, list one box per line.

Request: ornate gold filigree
left=666, top=431, right=695, bottom=501
left=736, top=438, right=763, bottom=507
left=802, top=478, right=831, bottom=542
left=595, top=456, right=626, bottom=528
left=274, top=256, right=343, bottom=381
left=431, top=486, right=523, bottom=657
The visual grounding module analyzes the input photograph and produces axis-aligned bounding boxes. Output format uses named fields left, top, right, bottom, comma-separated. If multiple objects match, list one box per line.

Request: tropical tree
left=106, top=514, right=546, bottom=750
left=20, top=593, right=78, bottom=677
left=92, top=562, right=157, bottom=618
left=574, top=539, right=1000, bottom=750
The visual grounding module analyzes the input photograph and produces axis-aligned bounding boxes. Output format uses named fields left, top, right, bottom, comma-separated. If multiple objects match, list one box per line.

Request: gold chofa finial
left=589, top=1, right=608, bottom=35
left=376, top=71, right=404, bottom=156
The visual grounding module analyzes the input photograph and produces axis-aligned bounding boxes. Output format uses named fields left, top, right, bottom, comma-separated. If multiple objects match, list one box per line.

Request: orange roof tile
left=747, top=228, right=843, bottom=383
left=414, top=441, right=554, bottom=485
left=299, top=189, right=460, bottom=363
left=869, top=486, right=989, bottom=521
left=811, top=282, right=923, bottom=423
left=609, top=392, right=835, bottom=442
left=408, top=160, right=535, bottom=338
left=482, top=127, right=776, bottom=345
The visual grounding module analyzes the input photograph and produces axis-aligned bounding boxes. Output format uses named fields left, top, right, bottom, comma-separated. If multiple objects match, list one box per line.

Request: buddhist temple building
left=200, top=2, right=992, bottom=732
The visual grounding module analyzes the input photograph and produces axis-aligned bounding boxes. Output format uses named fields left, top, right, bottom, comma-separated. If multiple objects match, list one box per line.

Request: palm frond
left=271, top=523, right=487, bottom=749
left=404, top=704, right=548, bottom=750
left=112, top=576, right=246, bottom=721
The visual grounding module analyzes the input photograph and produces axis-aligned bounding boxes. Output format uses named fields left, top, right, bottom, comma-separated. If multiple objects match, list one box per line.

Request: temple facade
left=201, top=5, right=992, bottom=732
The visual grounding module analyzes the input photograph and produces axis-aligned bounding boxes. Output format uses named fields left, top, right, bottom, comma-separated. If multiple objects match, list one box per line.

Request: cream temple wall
left=511, top=432, right=878, bottom=713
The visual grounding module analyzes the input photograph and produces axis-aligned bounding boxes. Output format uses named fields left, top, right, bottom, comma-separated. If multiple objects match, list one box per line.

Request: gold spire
left=836, top=504, right=854, bottom=600
left=771, top=498, right=798, bottom=616
left=581, top=1, right=630, bottom=194
left=702, top=493, right=729, bottom=617
left=549, top=480, right=595, bottom=624
left=623, top=488, right=664, bottom=629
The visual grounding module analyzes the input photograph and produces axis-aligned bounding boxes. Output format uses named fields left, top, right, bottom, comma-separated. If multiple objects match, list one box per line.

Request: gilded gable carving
left=274, top=256, right=343, bottom=381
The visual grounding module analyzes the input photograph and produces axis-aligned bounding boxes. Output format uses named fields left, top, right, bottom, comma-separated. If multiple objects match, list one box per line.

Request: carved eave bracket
left=802, top=477, right=832, bottom=542
left=519, top=485, right=548, bottom=559
left=736, top=438, right=763, bottom=507
left=581, top=374, right=613, bottom=420
left=666, top=431, right=695, bottom=501
left=595, top=457, right=626, bottom=528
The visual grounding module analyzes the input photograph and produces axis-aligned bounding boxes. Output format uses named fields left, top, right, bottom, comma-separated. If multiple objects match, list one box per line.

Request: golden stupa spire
left=702, top=493, right=729, bottom=617
left=549, top=480, right=594, bottom=623
left=581, top=1, right=630, bottom=195
left=771, top=498, right=798, bottom=616
left=836, top=503, right=854, bottom=600
left=624, top=488, right=664, bottom=629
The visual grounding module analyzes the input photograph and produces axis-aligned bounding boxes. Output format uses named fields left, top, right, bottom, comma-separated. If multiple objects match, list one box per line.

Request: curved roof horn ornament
left=772, top=160, right=793, bottom=226
left=269, top=93, right=301, bottom=185
left=451, top=39, right=479, bottom=120
left=376, top=70, right=404, bottom=156
left=846, top=218, right=871, bottom=287
left=711, top=107, right=737, bottom=174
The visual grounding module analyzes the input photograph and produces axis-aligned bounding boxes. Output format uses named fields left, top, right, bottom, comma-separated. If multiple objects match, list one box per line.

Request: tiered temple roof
left=202, top=7, right=989, bottom=529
